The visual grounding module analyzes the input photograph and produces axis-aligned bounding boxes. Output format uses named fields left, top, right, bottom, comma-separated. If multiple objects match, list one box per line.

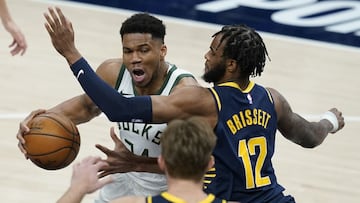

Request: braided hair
left=213, top=25, right=269, bottom=78
left=120, top=13, right=166, bottom=44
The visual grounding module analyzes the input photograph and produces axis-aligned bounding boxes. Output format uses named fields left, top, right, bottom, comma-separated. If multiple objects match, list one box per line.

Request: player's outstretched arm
left=43, top=7, right=217, bottom=126
left=268, top=87, right=345, bottom=148
left=43, top=7, right=153, bottom=122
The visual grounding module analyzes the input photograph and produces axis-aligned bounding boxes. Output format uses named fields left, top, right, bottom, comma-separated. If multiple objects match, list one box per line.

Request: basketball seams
left=34, top=112, right=80, bottom=145
left=27, top=146, right=77, bottom=156
left=24, top=132, right=80, bottom=145
left=30, top=148, right=77, bottom=170
left=39, top=114, right=79, bottom=136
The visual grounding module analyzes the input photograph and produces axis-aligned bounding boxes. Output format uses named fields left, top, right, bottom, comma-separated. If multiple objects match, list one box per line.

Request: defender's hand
left=96, top=127, right=136, bottom=177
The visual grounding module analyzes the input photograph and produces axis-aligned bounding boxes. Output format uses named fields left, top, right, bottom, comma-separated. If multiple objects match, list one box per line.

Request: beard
left=202, top=62, right=226, bottom=83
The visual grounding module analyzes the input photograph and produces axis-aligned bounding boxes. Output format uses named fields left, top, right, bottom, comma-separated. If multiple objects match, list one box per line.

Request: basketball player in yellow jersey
left=57, top=117, right=228, bottom=203
left=16, top=12, right=198, bottom=202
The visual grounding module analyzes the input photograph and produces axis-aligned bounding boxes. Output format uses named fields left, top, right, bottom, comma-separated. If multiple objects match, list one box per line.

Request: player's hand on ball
left=16, top=109, right=46, bottom=157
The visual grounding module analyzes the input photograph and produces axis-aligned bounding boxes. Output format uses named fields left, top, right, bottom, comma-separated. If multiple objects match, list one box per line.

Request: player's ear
left=227, top=59, right=237, bottom=73
left=160, top=44, right=167, bottom=58
left=207, top=155, right=215, bottom=170
left=158, top=155, right=165, bottom=171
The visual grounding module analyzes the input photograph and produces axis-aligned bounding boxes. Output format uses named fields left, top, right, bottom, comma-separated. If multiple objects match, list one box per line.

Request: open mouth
left=133, top=69, right=145, bottom=76
left=132, top=69, right=146, bottom=83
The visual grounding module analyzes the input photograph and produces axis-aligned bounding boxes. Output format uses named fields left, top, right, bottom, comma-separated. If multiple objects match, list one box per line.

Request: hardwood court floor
left=0, top=0, right=359, bottom=202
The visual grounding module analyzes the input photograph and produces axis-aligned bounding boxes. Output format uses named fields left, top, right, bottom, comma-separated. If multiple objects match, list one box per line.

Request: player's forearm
left=0, top=0, right=11, bottom=22
left=70, top=57, right=152, bottom=123
left=64, top=50, right=82, bottom=66
left=282, top=114, right=332, bottom=148
left=299, top=121, right=330, bottom=148
left=133, top=156, right=163, bottom=174
left=103, top=155, right=163, bottom=175
left=303, top=114, right=338, bottom=147
left=48, top=95, right=101, bottom=125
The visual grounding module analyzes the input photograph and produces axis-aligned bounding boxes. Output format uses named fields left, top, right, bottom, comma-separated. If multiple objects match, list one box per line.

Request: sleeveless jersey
left=95, top=63, right=195, bottom=203
left=204, top=81, right=291, bottom=203
left=146, top=192, right=227, bottom=203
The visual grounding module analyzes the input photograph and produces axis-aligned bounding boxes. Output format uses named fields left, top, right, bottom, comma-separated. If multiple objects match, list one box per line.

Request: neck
left=238, top=79, right=250, bottom=90
left=166, top=177, right=208, bottom=203
left=215, top=78, right=250, bottom=90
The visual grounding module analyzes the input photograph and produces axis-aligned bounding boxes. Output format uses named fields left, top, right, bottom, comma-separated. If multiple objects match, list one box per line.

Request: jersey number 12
left=238, top=136, right=271, bottom=189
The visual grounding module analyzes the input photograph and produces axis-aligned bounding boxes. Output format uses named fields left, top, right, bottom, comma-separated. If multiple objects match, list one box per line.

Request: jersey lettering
left=227, top=108, right=271, bottom=135
left=152, top=131, right=161, bottom=145
left=118, top=122, right=163, bottom=157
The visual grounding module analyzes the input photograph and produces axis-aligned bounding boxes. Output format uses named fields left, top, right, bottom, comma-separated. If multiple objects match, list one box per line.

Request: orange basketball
left=23, top=112, right=80, bottom=170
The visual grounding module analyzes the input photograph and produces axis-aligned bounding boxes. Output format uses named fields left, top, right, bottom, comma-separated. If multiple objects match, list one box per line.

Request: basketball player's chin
left=132, top=77, right=149, bottom=88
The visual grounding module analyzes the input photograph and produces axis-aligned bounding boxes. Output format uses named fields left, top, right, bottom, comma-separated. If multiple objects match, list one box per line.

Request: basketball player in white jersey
left=16, top=12, right=198, bottom=202
left=96, top=13, right=197, bottom=201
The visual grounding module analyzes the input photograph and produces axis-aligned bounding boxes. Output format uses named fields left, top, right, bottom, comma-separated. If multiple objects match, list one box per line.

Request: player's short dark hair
left=120, top=13, right=166, bottom=43
left=213, top=24, right=269, bottom=78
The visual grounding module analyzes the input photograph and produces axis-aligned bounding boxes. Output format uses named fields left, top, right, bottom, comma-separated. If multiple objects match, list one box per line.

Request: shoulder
left=265, top=87, right=292, bottom=122
left=170, top=85, right=210, bottom=99
left=265, top=87, right=284, bottom=105
left=168, top=65, right=199, bottom=91
left=95, top=58, right=123, bottom=87
left=173, top=76, right=199, bottom=89
left=97, top=58, right=123, bottom=72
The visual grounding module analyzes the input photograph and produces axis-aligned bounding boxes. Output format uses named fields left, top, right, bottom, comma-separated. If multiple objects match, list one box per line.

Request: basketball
left=23, top=112, right=81, bottom=170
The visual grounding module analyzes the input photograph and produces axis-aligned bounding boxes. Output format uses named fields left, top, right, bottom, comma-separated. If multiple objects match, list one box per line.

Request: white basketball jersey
left=95, top=63, right=194, bottom=203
